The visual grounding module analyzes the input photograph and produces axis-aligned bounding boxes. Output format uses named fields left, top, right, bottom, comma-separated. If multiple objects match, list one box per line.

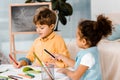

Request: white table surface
left=0, top=64, right=70, bottom=80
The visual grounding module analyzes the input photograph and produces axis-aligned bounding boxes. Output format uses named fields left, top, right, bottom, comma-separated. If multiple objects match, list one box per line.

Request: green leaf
left=52, top=0, right=59, bottom=10
left=25, top=0, right=73, bottom=25
left=58, top=13, right=67, bottom=25
left=51, top=0, right=54, bottom=1
left=36, top=0, right=46, bottom=2
left=59, top=3, right=73, bottom=16
left=51, top=0, right=66, bottom=3
left=25, top=0, right=32, bottom=3
left=61, top=0, right=66, bottom=3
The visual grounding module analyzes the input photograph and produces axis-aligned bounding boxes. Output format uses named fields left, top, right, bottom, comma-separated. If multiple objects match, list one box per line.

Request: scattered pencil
left=18, top=74, right=32, bottom=79
left=8, top=75, right=23, bottom=79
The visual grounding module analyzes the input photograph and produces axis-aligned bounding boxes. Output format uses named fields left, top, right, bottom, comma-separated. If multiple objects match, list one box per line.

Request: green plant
left=25, top=0, right=73, bottom=31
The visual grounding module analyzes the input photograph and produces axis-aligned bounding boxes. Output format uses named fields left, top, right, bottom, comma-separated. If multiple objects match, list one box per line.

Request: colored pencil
left=44, top=49, right=55, bottom=59
left=9, top=54, right=18, bottom=65
left=33, top=52, right=54, bottom=80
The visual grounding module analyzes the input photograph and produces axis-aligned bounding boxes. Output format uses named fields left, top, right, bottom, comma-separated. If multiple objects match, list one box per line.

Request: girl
left=55, top=14, right=112, bottom=80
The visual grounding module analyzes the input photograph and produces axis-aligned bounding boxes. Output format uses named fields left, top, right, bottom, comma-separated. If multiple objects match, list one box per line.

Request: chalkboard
left=10, top=2, right=52, bottom=32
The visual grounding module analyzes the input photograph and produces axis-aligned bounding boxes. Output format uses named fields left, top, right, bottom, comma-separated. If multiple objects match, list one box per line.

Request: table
left=0, top=64, right=70, bottom=80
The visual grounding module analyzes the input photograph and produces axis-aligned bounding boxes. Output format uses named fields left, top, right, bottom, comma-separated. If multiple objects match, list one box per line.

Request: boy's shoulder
left=32, top=32, right=65, bottom=42
left=33, top=37, right=41, bottom=42
left=54, top=32, right=64, bottom=40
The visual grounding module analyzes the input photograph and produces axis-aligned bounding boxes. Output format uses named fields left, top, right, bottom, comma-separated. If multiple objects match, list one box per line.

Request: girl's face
left=36, top=24, right=54, bottom=39
left=76, top=28, right=87, bottom=49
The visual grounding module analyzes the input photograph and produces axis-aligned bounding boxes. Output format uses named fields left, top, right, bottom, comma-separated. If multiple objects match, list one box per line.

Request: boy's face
left=36, top=24, right=54, bottom=39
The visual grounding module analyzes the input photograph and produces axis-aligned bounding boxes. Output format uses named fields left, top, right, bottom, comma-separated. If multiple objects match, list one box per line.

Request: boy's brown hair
left=33, top=7, right=56, bottom=26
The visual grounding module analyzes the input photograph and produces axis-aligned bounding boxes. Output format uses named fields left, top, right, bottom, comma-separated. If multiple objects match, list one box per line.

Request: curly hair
left=78, top=14, right=112, bottom=47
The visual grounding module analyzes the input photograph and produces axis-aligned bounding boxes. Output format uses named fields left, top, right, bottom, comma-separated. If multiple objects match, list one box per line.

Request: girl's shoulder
left=77, top=47, right=97, bottom=57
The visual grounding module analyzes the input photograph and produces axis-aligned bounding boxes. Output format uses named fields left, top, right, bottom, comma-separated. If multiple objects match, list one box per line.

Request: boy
left=14, top=7, right=70, bottom=68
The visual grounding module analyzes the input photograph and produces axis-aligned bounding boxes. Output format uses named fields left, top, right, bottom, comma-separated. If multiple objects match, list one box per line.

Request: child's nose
left=36, top=28, right=41, bottom=32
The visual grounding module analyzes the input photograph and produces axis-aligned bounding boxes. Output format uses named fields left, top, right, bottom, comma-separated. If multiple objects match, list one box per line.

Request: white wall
left=91, top=0, right=120, bottom=20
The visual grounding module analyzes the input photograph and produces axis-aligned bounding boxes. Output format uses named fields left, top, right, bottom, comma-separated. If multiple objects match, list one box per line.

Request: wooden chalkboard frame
left=10, top=2, right=52, bottom=33
left=9, top=2, right=52, bottom=59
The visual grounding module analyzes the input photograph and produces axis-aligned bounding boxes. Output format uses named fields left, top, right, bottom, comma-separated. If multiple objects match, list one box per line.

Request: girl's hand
left=54, top=54, right=65, bottom=61
left=57, top=68, right=67, bottom=74
left=45, top=59, right=58, bottom=67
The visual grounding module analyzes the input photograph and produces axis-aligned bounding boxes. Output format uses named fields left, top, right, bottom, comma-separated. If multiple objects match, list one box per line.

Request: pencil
left=33, top=52, right=43, bottom=66
left=8, top=75, right=23, bottom=79
left=8, top=75, right=18, bottom=80
left=42, top=62, right=54, bottom=79
left=9, top=54, right=18, bottom=65
left=33, top=52, right=54, bottom=80
left=18, top=74, right=32, bottom=79
left=44, top=49, right=55, bottom=59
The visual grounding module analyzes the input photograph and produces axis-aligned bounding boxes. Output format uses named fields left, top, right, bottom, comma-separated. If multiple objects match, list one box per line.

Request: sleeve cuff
left=18, top=57, right=32, bottom=65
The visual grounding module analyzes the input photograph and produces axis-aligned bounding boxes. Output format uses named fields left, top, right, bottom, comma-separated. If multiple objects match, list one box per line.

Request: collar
left=39, top=32, right=56, bottom=41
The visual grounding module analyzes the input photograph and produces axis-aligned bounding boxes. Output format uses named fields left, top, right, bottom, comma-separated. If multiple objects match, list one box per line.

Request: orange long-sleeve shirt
left=26, top=32, right=70, bottom=68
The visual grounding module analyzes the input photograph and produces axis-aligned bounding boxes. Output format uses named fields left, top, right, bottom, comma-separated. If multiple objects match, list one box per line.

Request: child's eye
left=40, top=27, right=44, bottom=29
left=36, top=27, right=44, bottom=30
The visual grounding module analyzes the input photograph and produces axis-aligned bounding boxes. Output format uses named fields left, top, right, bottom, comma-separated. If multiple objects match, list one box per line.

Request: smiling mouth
left=38, top=33, right=42, bottom=35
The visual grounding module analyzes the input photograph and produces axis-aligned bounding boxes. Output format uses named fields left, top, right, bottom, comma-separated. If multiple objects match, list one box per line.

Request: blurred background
left=0, top=0, right=91, bottom=60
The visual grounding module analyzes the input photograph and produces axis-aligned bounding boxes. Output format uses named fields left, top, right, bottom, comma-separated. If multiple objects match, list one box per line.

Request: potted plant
left=25, top=0, right=73, bottom=31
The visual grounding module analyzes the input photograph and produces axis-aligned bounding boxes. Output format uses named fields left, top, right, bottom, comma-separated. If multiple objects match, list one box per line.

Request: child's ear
left=82, top=38, right=87, bottom=46
left=50, top=24, right=55, bottom=30
left=82, top=38, right=91, bottom=47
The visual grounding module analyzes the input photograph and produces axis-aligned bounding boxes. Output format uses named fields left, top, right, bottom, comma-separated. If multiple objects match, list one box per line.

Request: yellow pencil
left=33, top=52, right=54, bottom=80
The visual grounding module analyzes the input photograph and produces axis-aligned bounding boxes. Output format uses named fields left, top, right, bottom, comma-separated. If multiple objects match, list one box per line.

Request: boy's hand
left=13, top=62, right=22, bottom=68
left=9, top=54, right=22, bottom=68
left=13, top=60, right=27, bottom=68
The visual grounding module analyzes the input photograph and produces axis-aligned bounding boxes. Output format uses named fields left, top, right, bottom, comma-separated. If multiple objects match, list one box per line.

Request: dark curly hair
left=78, top=14, right=112, bottom=47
